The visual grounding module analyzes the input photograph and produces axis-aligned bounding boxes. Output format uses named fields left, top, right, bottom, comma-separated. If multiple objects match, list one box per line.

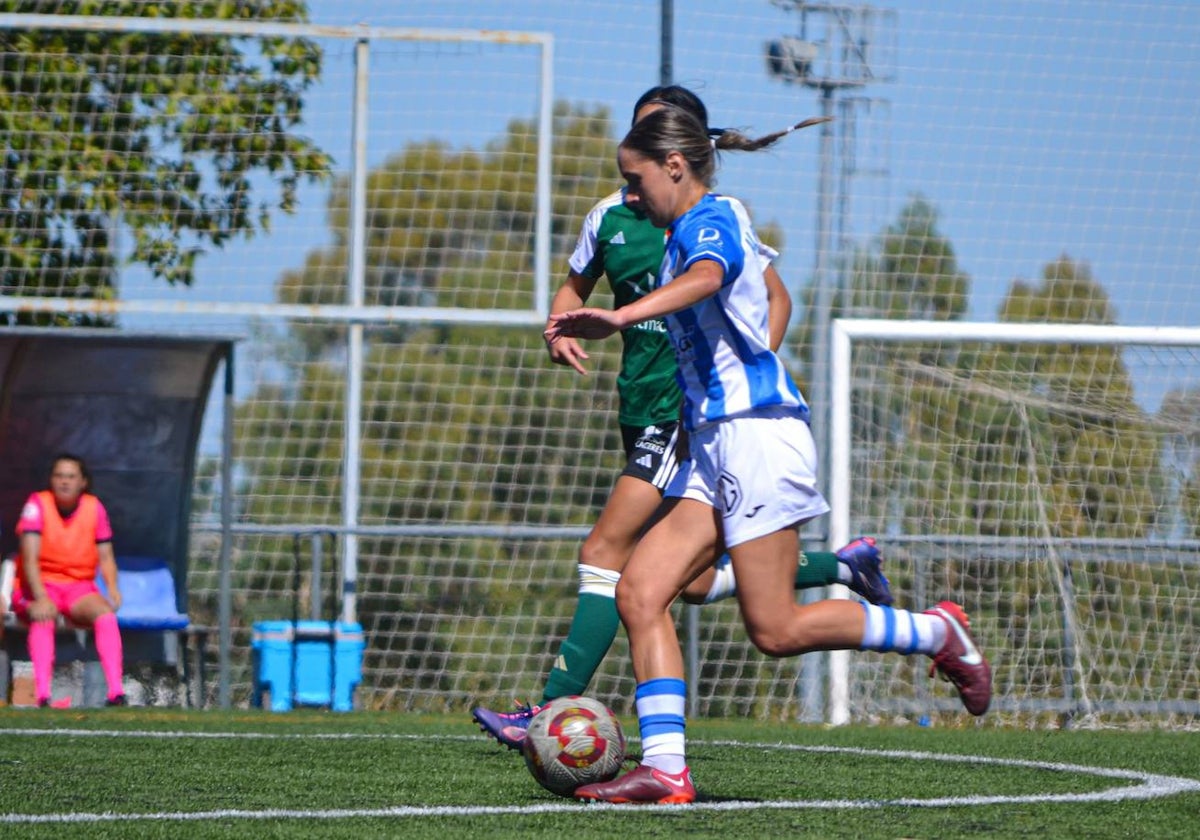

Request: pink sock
left=28, top=620, right=55, bottom=703
left=93, top=613, right=125, bottom=700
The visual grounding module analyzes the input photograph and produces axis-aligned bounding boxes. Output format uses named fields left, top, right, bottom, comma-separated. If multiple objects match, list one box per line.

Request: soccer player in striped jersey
left=472, top=86, right=892, bottom=752
left=547, top=105, right=992, bottom=804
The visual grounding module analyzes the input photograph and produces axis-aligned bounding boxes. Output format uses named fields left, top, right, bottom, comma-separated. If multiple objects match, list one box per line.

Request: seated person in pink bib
left=11, top=453, right=127, bottom=707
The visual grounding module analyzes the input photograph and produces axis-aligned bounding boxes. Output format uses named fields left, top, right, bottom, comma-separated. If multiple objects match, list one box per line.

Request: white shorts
left=665, top=407, right=830, bottom=548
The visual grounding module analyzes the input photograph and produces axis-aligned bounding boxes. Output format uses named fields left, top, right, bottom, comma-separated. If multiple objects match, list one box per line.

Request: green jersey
left=568, top=190, right=680, bottom=427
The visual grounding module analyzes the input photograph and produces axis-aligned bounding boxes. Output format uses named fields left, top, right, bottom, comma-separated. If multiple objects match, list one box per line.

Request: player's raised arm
left=548, top=260, right=724, bottom=341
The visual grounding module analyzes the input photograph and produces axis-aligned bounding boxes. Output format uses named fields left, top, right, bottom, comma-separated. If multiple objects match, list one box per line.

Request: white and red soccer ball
left=521, top=695, right=626, bottom=797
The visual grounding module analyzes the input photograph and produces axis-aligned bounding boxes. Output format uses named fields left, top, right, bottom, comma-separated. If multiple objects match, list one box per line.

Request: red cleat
left=924, top=601, right=992, bottom=716
left=575, top=763, right=696, bottom=804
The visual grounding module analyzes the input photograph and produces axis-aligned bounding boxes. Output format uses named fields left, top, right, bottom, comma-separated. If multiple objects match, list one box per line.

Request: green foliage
left=865, top=254, right=1161, bottom=539
left=1158, top=385, right=1200, bottom=538
left=223, top=102, right=632, bottom=686
left=818, top=197, right=1160, bottom=541
left=0, top=1, right=332, bottom=323
left=873, top=196, right=971, bottom=322
left=275, top=101, right=619, bottom=354
left=789, top=195, right=969, bottom=376
left=243, top=100, right=628, bottom=526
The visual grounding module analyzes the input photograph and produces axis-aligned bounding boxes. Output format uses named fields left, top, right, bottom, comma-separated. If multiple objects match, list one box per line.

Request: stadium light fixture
left=765, top=35, right=819, bottom=81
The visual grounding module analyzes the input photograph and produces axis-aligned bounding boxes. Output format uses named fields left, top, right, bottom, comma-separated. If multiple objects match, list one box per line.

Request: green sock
left=794, top=550, right=840, bottom=589
left=541, top=591, right=620, bottom=703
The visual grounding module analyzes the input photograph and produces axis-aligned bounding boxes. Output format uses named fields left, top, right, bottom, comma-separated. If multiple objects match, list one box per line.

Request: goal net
left=5, top=6, right=1199, bottom=726
left=828, top=319, right=1200, bottom=727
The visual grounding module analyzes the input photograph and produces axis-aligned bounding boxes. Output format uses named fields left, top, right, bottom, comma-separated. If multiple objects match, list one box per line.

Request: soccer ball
left=522, top=695, right=626, bottom=797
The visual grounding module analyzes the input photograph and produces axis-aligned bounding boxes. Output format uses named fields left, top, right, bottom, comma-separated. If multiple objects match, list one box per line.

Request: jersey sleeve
left=94, top=499, right=113, bottom=544
left=567, top=191, right=622, bottom=279
left=755, top=238, right=779, bottom=270
left=679, top=212, right=745, bottom=286
left=15, top=493, right=44, bottom=535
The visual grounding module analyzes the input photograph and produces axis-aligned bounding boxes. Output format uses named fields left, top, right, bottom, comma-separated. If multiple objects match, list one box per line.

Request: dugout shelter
left=0, top=328, right=235, bottom=699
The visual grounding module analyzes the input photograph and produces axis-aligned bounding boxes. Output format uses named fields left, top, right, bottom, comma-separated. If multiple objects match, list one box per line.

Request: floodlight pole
left=660, top=0, right=673, bottom=87
left=658, top=0, right=705, bottom=720
left=765, top=0, right=894, bottom=724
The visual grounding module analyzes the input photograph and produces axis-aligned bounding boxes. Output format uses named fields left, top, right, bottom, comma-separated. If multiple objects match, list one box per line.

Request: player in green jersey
left=472, top=86, right=892, bottom=750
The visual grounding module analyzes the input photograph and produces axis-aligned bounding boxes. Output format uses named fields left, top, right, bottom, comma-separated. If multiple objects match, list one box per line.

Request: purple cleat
left=837, top=536, right=893, bottom=606
left=471, top=701, right=544, bottom=750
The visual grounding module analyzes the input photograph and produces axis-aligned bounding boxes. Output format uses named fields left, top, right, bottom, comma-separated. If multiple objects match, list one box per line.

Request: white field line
left=0, top=729, right=1197, bottom=823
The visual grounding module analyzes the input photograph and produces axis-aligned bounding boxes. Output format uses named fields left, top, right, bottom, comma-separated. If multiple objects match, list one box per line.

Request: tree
left=789, top=195, right=970, bottom=379
left=877, top=255, right=1160, bottom=538
left=789, top=197, right=973, bottom=521
left=274, top=101, right=620, bottom=355
left=1157, top=383, right=1200, bottom=538
left=0, top=1, right=331, bottom=322
left=248, top=101, right=626, bottom=516
left=231, top=102, right=629, bottom=675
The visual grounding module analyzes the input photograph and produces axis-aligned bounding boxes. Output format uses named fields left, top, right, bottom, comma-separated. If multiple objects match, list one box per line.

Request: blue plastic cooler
left=251, top=620, right=364, bottom=712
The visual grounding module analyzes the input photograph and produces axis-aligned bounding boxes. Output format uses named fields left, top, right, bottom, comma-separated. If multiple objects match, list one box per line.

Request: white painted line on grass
left=0, top=730, right=1197, bottom=824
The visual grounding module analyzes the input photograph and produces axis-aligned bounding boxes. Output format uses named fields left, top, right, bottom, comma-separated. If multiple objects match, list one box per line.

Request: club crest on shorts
left=719, top=471, right=742, bottom=517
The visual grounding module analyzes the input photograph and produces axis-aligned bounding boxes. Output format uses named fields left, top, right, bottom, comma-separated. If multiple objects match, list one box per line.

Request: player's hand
left=105, top=587, right=122, bottom=612
left=28, top=596, right=58, bottom=623
left=546, top=308, right=624, bottom=341
left=543, top=331, right=591, bottom=375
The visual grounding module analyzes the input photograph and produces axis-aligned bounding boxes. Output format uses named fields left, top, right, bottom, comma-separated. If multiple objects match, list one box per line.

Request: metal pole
left=310, top=532, right=324, bottom=622
left=658, top=0, right=700, bottom=719
left=342, top=38, right=369, bottom=625
left=533, top=35, right=554, bottom=320
left=217, top=346, right=234, bottom=708
left=659, top=0, right=673, bottom=86
left=798, top=84, right=837, bottom=723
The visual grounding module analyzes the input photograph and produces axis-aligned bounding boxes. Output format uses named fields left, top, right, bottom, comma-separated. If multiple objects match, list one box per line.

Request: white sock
left=859, top=604, right=947, bottom=655
left=578, top=563, right=620, bottom=596
left=636, top=678, right=687, bottom=774
left=702, top=555, right=737, bottom=603
left=836, top=561, right=854, bottom=585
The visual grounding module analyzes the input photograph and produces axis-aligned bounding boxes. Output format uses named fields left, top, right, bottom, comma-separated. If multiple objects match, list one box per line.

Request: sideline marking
left=0, top=729, right=1197, bottom=823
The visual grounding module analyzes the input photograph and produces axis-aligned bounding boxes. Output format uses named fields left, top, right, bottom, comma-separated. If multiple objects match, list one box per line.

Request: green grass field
left=0, top=708, right=1197, bottom=839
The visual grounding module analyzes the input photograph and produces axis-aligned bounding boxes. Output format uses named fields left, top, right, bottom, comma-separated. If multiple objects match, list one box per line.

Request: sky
left=111, top=1, right=1200, bottom=410
left=132, top=2, right=1200, bottom=317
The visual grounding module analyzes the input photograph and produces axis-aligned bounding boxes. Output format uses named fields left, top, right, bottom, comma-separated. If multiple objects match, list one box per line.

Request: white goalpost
left=827, top=319, right=1200, bottom=726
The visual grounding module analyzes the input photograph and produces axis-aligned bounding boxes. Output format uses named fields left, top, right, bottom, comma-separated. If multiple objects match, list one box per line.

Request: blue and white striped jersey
left=660, top=193, right=809, bottom=431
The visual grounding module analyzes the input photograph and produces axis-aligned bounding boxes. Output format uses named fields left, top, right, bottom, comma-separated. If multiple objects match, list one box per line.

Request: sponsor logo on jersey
left=630, top=320, right=668, bottom=334
left=610, top=231, right=626, bottom=245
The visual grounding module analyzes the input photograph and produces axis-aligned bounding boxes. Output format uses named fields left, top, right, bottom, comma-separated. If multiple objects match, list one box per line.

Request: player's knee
left=70, top=596, right=113, bottom=626
left=744, top=624, right=794, bottom=658
left=614, top=580, right=660, bottom=631
left=579, top=532, right=625, bottom=572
